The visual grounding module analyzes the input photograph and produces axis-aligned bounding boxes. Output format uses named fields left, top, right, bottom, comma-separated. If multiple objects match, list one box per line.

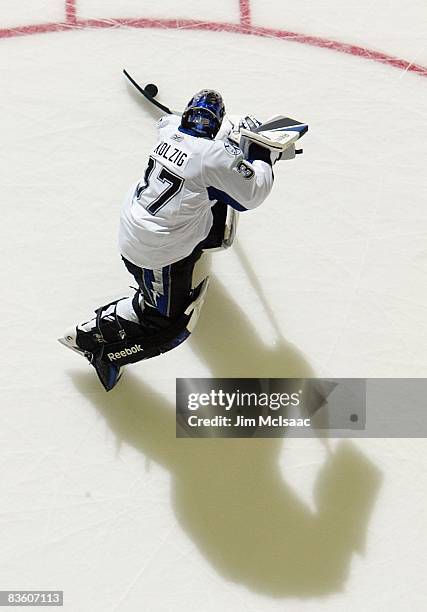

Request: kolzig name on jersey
left=154, top=140, right=188, bottom=168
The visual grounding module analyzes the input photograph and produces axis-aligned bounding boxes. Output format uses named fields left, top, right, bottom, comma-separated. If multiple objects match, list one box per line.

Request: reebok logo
left=107, top=344, right=142, bottom=361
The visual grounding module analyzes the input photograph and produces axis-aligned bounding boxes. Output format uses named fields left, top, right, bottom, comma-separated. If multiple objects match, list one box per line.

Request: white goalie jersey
left=118, top=114, right=274, bottom=269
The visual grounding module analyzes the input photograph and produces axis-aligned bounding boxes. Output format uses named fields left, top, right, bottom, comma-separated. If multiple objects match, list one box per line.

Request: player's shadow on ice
left=70, top=272, right=382, bottom=598
left=192, top=248, right=313, bottom=378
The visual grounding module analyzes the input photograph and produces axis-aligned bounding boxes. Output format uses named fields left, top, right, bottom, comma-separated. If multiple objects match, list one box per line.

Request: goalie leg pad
left=84, top=278, right=209, bottom=390
left=202, top=202, right=239, bottom=251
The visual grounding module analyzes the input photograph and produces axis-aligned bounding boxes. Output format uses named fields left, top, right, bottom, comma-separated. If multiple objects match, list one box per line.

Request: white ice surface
left=78, top=0, right=240, bottom=22
left=0, top=2, right=65, bottom=29
left=1, top=2, right=427, bottom=610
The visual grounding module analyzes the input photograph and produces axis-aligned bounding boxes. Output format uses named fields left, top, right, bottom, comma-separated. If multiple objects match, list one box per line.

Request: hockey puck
left=145, top=83, right=158, bottom=97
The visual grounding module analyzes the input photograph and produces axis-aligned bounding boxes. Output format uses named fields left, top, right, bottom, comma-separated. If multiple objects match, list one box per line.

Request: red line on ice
left=0, top=12, right=426, bottom=78
left=239, top=0, right=252, bottom=27
left=65, top=0, right=77, bottom=25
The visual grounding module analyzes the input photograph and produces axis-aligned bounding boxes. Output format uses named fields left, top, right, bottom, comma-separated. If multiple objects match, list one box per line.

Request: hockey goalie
left=59, top=86, right=308, bottom=390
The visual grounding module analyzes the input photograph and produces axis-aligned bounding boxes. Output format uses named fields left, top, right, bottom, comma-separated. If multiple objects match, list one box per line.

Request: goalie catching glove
left=240, top=115, right=308, bottom=166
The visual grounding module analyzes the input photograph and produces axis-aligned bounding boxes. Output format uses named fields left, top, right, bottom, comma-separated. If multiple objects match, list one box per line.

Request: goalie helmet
left=181, top=90, right=225, bottom=139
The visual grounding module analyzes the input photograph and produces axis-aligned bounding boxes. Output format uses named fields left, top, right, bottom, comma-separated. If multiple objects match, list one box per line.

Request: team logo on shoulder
left=171, top=133, right=184, bottom=142
left=235, top=161, right=255, bottom=180
left=224, top=139, right=241, bottom=156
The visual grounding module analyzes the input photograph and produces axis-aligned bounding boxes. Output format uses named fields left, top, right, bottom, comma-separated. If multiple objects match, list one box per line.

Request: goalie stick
left=123, top=69, right=174, bottom=115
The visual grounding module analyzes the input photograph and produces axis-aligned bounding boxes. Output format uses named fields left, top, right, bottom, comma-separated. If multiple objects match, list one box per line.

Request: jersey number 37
left=135, top=156, right=184, bottom=215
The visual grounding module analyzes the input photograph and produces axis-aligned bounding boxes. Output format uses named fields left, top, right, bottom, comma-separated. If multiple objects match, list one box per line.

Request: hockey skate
left=58, top=324, right=124, bottom=392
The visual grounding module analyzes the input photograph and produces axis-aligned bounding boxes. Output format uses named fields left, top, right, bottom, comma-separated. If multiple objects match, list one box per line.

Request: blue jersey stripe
left=207, top=186, right=248, bottom=212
